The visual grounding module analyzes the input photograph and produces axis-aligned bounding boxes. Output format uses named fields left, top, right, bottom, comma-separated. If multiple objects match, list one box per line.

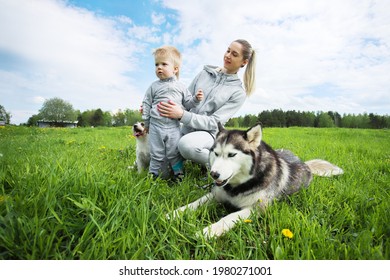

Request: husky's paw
left=166, top=206, right=187, bottom=220
left=200, top=222, right=226, bottom=239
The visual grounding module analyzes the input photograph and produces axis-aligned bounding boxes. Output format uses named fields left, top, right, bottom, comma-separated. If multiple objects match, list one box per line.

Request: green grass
left=0, top=126, right=389, bottom=259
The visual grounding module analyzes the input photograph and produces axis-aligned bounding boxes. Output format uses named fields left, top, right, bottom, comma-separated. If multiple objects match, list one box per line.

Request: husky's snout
left=209, top=168, right=231, bottom=187
left=210, top=171, right=220, bottom=180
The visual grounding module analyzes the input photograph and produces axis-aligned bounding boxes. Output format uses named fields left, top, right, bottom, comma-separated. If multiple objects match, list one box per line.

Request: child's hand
left=196, top=89, right=204, bottom=101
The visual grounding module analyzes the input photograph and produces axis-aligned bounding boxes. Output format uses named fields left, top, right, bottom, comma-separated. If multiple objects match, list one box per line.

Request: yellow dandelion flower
left=282, top=229, right=294, bottom=239
left=243, top=219, right=252, bottom=223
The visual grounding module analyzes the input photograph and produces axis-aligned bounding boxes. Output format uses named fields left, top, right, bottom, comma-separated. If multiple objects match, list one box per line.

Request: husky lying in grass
left=169, top=123, right=343, bottom=238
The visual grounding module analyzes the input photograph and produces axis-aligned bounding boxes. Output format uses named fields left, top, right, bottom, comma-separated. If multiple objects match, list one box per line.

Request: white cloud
left=0, top=0, right=389, bottom=124
left=127, top=25, right=161, bottom=43
left=0, top=0, right=143, bottom=124
left=32, top=96, right=45, bottom=104
left=163, top=0, right=390, bottom=116
left=151, top=12, right=166, bottom=25
left=116, top=15, right=133, bottom=25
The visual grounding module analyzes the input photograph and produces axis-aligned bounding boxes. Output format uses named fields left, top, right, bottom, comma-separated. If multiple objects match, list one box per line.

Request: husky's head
left=133, top=122, right=147, bottom=138
left=209, top=122, right=263, bottom=187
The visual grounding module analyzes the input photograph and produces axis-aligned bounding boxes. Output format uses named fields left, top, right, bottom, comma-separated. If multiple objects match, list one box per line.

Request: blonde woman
left=158, top=39, right=256, bottom=165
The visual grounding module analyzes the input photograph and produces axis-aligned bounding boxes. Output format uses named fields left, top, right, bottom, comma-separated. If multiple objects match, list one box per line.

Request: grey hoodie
left=180, top=65, right=247, bottom=136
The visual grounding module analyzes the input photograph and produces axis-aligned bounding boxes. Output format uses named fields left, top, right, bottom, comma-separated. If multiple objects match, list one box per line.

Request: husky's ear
left=217, top=122, right=225, bottom=133
left=246, top=124, right=262, bottom=148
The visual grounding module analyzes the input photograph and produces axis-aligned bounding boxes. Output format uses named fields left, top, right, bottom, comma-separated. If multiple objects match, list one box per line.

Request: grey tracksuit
left=180, top=65, right=247, bottom=137
left=142, top=76, right=200, bottom=175
left=177, top=65, right=247, bottom=165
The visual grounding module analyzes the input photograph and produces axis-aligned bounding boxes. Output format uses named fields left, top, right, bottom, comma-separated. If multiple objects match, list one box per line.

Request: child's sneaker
left=174, top=172, right=184, bottom=182
left=149, top=172, right=159, bottom=180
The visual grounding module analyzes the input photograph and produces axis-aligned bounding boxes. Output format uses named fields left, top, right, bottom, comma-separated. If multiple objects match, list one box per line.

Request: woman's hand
left=157, top=100, right=184, bottom=119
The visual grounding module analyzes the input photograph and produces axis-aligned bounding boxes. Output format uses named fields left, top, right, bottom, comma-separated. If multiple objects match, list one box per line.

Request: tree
left=39, top=97, right=77, bottom=122
left=272, top=109, right=286, bottom=127
left=0, top=105, right=11, bottom=124
left=92, top=108, right=104, bottom=127
left=123, top=109, right=142, bottom=126
left=27, top=114, right=41, bottom=126
left=77, top=110, right=94, bottom=127
left=316, top=112, right=334, bottom=127
left=328, top=111, right=341, bottom=127
left=102, top=111, right=113, bottom=127
left=112, top=109, right=126, bottom=126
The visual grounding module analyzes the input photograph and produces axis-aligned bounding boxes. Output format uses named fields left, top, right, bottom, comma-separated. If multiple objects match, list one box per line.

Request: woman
left=157, top=39, right=256, bottom=166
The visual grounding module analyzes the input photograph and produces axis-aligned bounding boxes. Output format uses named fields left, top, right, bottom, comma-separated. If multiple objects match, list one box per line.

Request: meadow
left=0, top=126, right=389, bottom=260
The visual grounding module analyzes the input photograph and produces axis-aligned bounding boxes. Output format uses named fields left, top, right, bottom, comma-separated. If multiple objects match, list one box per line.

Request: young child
left=142, top=46, right=203, bottom=181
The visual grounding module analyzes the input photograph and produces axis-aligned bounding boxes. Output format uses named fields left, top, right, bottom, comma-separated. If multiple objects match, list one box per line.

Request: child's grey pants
left=148, top=123, right=183, bottom=176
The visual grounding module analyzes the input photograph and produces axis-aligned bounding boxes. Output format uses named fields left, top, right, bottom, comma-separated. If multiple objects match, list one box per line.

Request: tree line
left=226, top=109, right=390, bottom=129
left=25, top=98, right=142, bottom=127
left=3, top=97, right=387, bottom=129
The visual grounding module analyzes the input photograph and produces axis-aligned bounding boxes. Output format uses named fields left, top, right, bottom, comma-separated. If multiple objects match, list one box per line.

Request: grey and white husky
left=169, top=123, right=343, bottom=238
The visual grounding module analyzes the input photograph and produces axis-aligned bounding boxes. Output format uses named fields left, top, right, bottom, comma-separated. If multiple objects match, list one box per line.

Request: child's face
left=155, top=57, right=178, bottom=80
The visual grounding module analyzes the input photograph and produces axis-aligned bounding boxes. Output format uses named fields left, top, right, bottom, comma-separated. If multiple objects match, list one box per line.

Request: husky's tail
left=305, top=159, right=344, bottom=177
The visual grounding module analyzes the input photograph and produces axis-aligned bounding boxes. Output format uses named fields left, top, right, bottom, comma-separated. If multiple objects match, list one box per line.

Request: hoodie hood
left=203, top=65, right=243, bottom=87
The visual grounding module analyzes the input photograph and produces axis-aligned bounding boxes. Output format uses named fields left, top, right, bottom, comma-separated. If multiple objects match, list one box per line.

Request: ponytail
left=234, top=39, right=256, bottom=96
left=243, top=49, right=256, bottom=96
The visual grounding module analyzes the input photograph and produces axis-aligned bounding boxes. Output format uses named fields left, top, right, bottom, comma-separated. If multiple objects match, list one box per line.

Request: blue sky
left=0, top=0, right=389, bottom=124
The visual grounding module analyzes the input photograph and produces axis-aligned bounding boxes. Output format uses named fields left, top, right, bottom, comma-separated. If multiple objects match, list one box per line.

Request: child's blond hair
left=153, top=46, right=182, bottom=79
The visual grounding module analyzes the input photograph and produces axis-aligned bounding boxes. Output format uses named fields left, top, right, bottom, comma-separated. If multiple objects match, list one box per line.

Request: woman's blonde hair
left=235, top=39, right=256, bottom=96
left=153, top=46, right=182, bottom=79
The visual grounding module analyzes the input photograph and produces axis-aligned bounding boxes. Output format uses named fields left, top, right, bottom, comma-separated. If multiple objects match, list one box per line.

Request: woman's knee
left=178, top=132, right=213, bottom=164
left=178, top=136, right=193, bottom=160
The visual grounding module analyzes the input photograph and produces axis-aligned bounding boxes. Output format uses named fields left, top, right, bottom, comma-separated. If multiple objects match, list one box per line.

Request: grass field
left=0, top=126, right=389, bottom=260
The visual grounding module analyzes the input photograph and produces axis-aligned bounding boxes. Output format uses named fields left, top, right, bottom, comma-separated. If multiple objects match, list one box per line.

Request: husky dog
left=133, top=122, right=150, bottom=173
left=169, top=123, right=343, bottom=238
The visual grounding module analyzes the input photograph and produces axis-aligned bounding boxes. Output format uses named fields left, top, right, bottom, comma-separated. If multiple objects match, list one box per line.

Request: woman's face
left=223, top=41, right=248, bottom=74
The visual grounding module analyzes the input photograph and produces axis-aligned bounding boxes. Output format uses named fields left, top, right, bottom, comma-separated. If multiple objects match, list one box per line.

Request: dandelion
left=98, top=145, right=106, bottom=151
left=243, top=219, right=252, bottom=223
left=282, top=229, right=294, bottom=239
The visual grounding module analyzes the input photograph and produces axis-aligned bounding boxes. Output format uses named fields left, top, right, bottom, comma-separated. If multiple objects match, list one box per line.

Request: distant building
left=37, top=120, right=78, bottom=128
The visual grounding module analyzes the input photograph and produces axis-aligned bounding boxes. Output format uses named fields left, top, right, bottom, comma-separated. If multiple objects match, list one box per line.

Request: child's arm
left=182, top=88, right=203, bottom=110
left=141, top=86, right=153, bottom=129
